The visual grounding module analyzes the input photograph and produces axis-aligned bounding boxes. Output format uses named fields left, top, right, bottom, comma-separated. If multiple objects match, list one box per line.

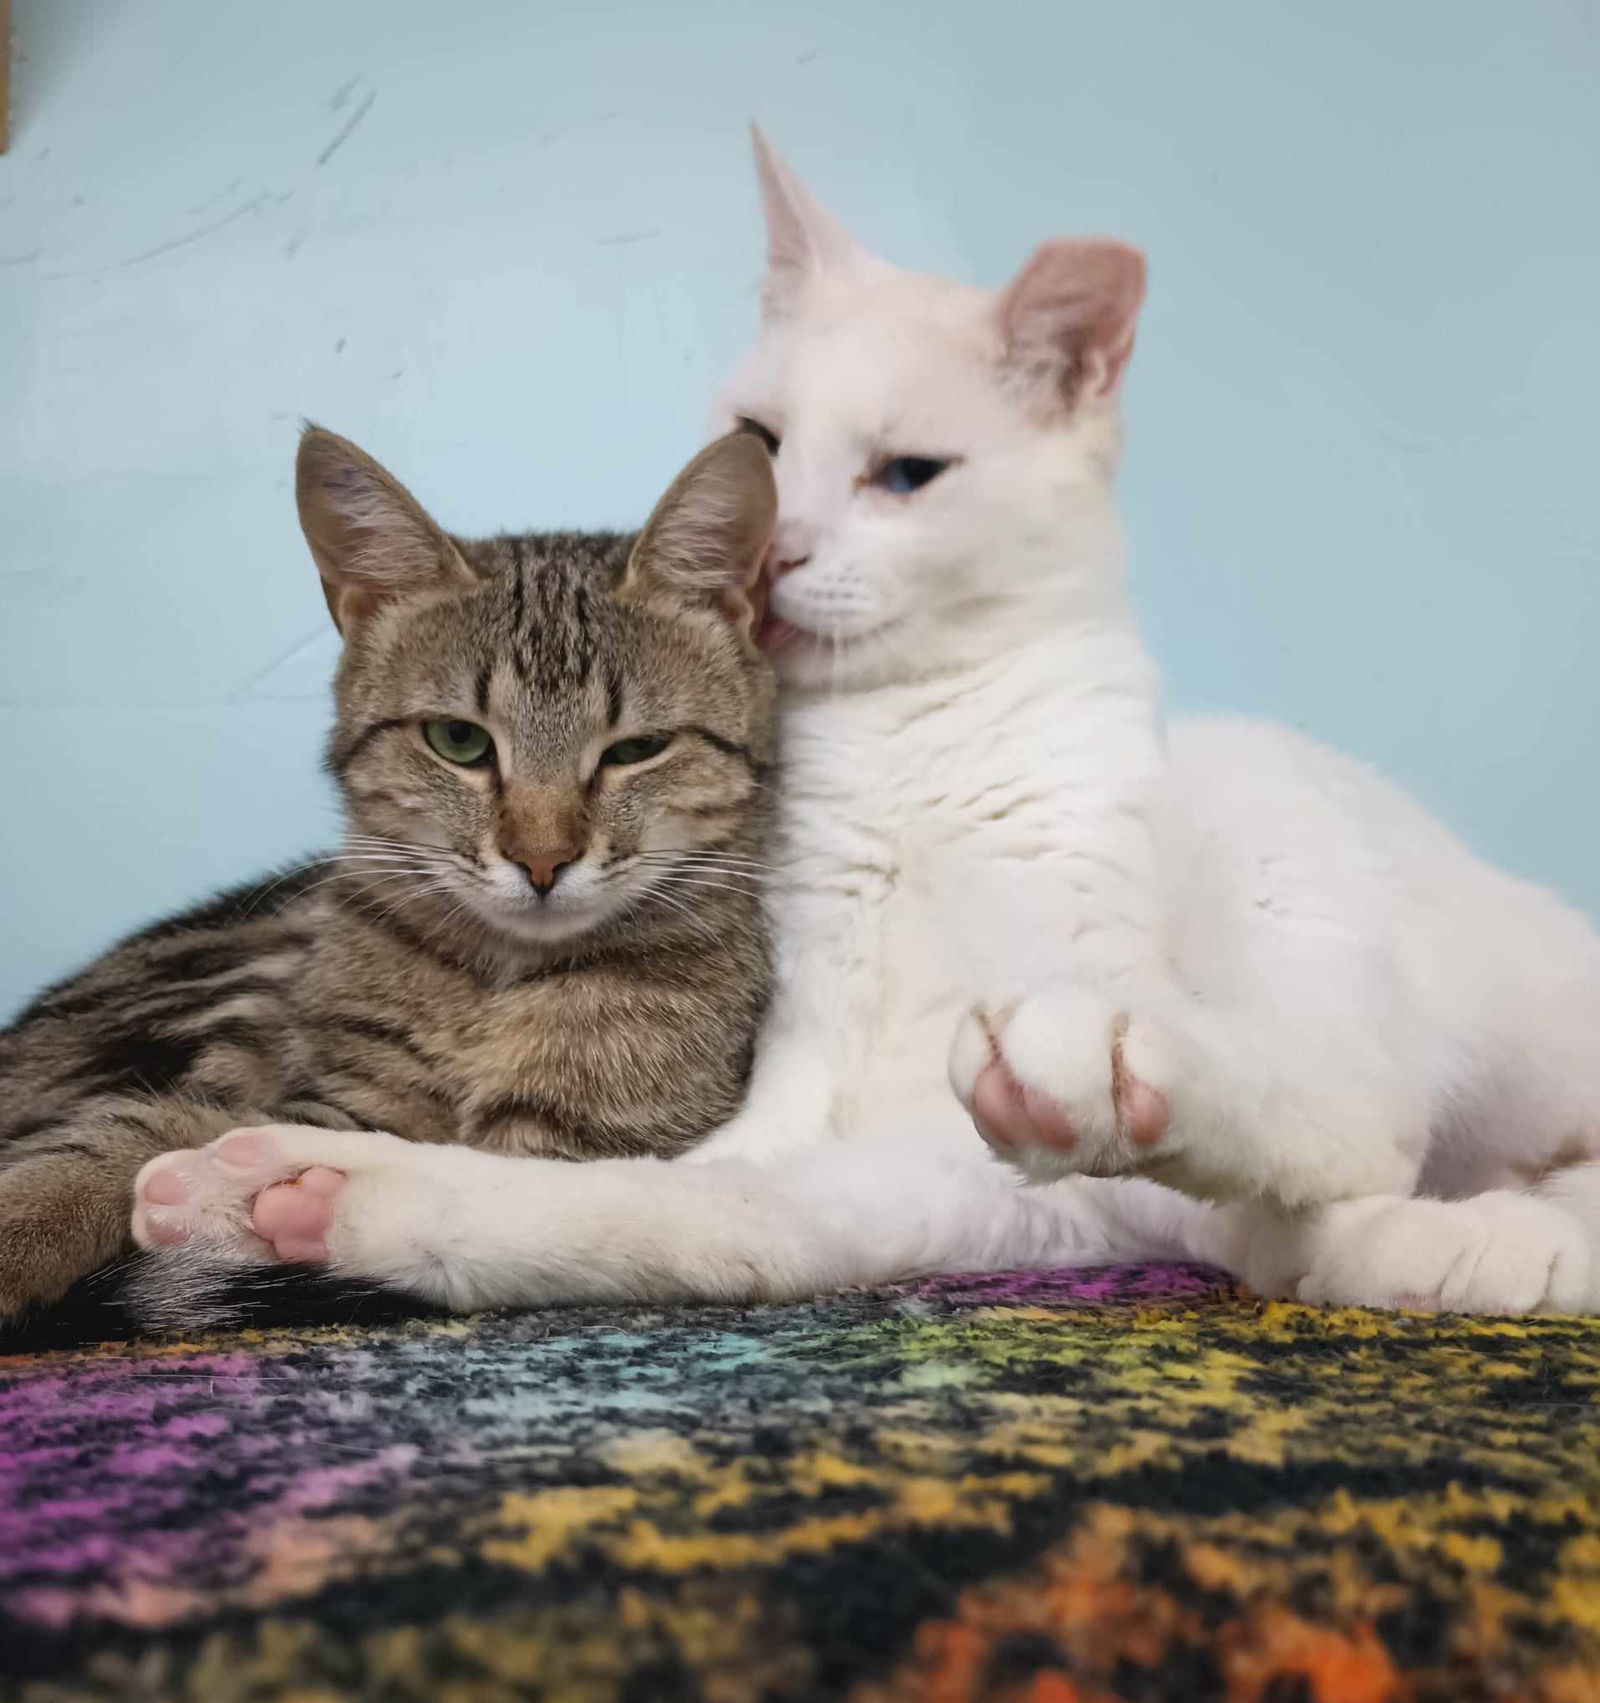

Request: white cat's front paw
left=1278, top=1193, right=1594, bottom=1316
left=132, top=1125, right=467, bottom=1303
left=949, top=983, right=1171, bottom=1182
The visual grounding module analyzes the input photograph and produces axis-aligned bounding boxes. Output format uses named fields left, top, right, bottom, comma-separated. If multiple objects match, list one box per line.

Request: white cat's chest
left=768, top=659, right=1109, bottom=1143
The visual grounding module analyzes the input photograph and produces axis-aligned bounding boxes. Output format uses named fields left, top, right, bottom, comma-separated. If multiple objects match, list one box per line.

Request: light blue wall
left=3, top=0, right=1597, bottom=1019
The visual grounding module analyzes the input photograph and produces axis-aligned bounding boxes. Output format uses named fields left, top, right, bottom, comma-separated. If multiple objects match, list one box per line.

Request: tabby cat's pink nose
left=514, top=850, right=579, bottom=897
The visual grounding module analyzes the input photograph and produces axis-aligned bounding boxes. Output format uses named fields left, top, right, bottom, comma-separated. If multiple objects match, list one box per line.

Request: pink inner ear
left=999, top=238, right=1148, bottom=401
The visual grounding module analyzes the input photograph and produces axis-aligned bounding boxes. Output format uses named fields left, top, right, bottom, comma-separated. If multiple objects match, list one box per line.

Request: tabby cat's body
left=0, top=433, right=778, bottom=1319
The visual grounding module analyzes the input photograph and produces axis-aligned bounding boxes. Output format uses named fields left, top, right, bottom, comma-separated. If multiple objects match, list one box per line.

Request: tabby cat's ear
left=623, top=432, right=778, bottom=635
left=296, top=427, right=477, bottom=633
left=751, top=124, right=871, bottom=318
left=998, top=239, right=1147, bottom=410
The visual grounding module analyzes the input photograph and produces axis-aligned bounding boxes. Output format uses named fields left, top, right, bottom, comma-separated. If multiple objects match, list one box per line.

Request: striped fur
left=0, top=431, right=777, bottom=1323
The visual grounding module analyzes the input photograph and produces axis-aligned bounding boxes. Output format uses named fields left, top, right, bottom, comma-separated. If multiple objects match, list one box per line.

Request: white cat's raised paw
left=131, top=1125, right=460, bottom=1296
left=949, top=984, right=1171, bottom=1182
left=1271, top=1192, right=1595, bottom=1316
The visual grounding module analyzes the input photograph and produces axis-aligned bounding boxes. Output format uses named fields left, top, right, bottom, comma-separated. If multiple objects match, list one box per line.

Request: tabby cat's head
left=297, top=428, right=778, bottom=951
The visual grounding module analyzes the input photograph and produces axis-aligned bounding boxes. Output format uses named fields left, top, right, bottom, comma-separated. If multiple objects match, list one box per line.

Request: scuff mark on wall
left=46, top=192, right=272, bottom=279
left=187, top=178, right=243, bottom=217
left=316, top=88, right=376, bottom=168
left=228, top=627, right=332, bottom=703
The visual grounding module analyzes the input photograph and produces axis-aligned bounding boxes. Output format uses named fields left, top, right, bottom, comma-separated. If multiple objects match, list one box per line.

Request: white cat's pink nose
left=766, top=526, right=814, bottom=577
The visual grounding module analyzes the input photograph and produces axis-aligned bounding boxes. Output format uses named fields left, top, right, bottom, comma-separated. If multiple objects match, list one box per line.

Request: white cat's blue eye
left=874, top=456, right=951, bottom=495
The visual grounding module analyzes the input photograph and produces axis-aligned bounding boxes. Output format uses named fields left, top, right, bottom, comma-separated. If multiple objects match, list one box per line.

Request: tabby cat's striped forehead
left=459, top=529, right=633, bottom=703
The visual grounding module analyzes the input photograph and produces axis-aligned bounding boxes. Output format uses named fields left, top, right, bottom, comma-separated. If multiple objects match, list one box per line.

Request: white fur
left=133, top=139, right=1600, bottom=1316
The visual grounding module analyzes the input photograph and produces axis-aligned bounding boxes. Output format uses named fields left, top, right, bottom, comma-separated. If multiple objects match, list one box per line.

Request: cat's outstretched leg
left=132, top=1124, right=1221, bottom=1309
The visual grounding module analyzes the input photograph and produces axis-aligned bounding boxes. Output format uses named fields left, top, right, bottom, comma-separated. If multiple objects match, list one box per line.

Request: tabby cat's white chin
left=467, top=896, right=619, bottom=947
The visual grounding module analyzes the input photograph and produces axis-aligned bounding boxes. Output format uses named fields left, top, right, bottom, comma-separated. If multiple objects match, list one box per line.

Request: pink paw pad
left=970, top=1014, right=1172, bottom=1167
left=1110, top=1034, right=1171, bottom=1150
left=972, top=1059, right=1079, bottom=1154
left=215, top=1130, right=274, bottom=1169
left=252, top=1167, right=345, bottom=1265
left=140, top=1162, right=193, bottom=1209
left=135, top=1157, right=200, bottom=1244
left=132, top=1129, right=353, bottom=1265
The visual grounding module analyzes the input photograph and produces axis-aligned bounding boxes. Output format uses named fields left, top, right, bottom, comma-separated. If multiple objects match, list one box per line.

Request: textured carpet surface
left=4, top=1263, right=1600, bottom=1703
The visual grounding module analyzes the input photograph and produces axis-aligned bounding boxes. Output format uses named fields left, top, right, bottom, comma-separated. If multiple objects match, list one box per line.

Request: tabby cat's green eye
left=601, top=734, right=672, bottom=767
left=423, top=719, right=495, bottom=766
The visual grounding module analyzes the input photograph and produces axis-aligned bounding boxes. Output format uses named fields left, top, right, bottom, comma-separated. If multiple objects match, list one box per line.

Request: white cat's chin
left=760, top=615, right=913, bottom=693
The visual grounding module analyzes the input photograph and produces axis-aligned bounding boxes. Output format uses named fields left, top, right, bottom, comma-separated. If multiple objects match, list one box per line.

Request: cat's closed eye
left=872, top=456, right=951, bottom=495
left=601, top=733, right=673, bottom=767
left=738, top=417, right=781, bottom=457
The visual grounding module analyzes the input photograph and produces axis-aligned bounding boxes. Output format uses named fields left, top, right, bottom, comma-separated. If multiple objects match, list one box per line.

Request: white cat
left=132, top=133, right=1600, bottom=1317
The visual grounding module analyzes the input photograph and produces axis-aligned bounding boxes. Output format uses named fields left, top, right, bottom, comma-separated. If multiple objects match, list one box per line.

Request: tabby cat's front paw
left=949, top=983, right=1171, bottom=1182
left=132, top=1125, right=464, bottom=1301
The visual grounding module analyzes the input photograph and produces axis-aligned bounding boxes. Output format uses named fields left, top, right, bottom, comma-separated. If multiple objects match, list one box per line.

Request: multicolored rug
left=4, top=1263, right=1600, bottom=1703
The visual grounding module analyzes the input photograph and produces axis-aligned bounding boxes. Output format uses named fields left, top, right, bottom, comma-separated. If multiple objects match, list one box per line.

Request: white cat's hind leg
left=1230, top=1189, right=1595, bottom=1316
left=1528, top=1159, right=1600, bottom=1310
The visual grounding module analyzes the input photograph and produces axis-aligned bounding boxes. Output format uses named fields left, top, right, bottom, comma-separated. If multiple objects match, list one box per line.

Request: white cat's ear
left=624, top=431, right=778, bottom=635
left=296, top=427, right=477, bottom=633
left=998, top=239, right=1147, bottom=408
left=751, top=123, right=869, bottom=316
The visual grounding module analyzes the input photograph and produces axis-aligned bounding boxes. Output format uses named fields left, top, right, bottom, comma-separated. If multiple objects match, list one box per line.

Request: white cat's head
left=711, top=128, right=1147, bottom=692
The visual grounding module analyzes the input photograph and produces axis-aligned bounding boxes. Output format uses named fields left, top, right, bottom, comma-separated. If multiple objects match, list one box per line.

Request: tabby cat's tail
left=0, top=1252, right=443, bottom=1352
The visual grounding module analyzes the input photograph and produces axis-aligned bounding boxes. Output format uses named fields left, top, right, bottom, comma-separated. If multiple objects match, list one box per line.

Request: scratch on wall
left=187, top=177, right=243, bottom=216
left=45, top=192, right=272, bottom=279
left=228, top=627, right=333, bottom=703
left=316, top=89, right=376, bottom=168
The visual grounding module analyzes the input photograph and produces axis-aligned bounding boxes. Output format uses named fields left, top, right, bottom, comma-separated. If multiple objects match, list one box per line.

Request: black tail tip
left=0, top=1251, right=444, bottom=1354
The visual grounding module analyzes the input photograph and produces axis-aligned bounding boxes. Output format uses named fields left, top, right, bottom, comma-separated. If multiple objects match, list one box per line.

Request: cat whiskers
left=630, top=851, right=769, bottom=872
left=597, top=853, right=764, bottom=928
left=309, top=845, right=475, bottom=918
left=632, top=861, right=766, bottom=896
left=624, top=883, right=713, bottom=932
left=303, top=864, right=458, bottom=905
left=339, top=837, right=466, bottom=869
left=627, top=854, right=767, bottom=908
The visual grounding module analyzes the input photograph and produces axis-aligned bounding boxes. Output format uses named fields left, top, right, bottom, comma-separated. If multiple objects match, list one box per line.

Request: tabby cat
left=0, top=427, right=778, bottom=1320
